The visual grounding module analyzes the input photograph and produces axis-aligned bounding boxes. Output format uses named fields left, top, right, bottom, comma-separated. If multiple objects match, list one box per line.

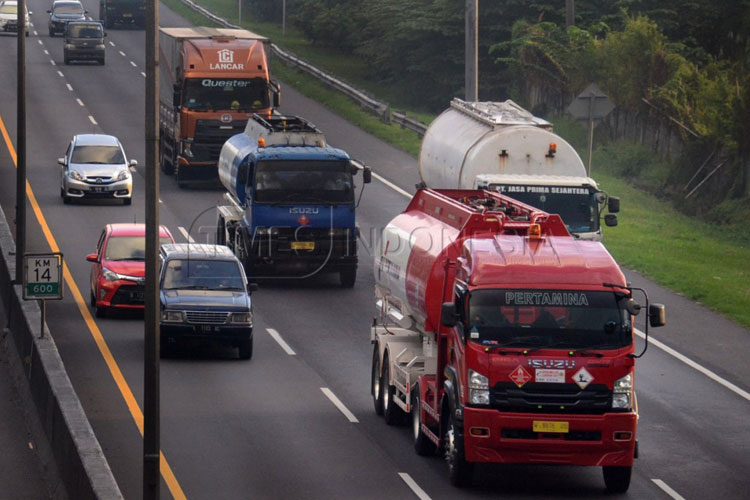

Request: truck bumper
left=463, top=408, right=637, bottom=467
left=248, top=234, right=358, bottom=277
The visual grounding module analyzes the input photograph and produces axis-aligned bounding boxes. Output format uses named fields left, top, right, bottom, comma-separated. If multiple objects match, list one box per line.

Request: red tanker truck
left=371, top=188, right=665, bottom=491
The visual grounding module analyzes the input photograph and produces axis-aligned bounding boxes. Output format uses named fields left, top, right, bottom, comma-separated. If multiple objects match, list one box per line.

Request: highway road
left=0, top=1, right=749, bottom=498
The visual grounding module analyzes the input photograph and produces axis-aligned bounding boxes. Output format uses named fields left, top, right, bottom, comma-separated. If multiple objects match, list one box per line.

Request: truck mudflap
left=462, top=408, right=637, bottom=467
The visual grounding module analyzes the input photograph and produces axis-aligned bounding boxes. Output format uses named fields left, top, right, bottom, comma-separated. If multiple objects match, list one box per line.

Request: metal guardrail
left=177, top=0, right=426, bottom=132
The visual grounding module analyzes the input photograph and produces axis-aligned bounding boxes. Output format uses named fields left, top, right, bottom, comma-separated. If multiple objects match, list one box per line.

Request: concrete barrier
left=0, top=204, right=122, bottom=500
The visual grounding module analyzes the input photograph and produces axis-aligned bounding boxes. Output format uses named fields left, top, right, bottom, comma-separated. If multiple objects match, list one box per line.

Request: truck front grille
left=192, top=120, right=247, bottom=162
left=185, top=311, right=229, bottom=325
left=490, top=382, right=611, bottom=414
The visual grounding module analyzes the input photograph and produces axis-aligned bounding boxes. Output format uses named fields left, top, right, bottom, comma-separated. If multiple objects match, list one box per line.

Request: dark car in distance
left=99, top=0, right=144, bottom=28
left=159, top=244, right=255, bottom=359
left=64, top=20, right=105, bottom=64
left=47, top=0, right=86, bottom=36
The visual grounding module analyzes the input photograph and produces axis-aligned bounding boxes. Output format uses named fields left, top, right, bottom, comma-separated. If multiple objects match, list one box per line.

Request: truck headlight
left=96, top=44, right=105, bottom=49
left=116, top=169, right=130, bottom=181
left=612, top=372, right=633, bottom=409
left=182, top=140, right=194, bottom=158
left=69, top=169, right=84, bottom=181
left=230, top=312, right=252, bottom=325
left=468, top=369, right=490, bottom=406
left=161, top=310, right=183, bottom=323
left=65, top=44, right=75, bottom=49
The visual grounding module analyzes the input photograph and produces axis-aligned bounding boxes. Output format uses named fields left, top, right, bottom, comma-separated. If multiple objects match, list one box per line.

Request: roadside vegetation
left=161, top=0, right=750, bottom=328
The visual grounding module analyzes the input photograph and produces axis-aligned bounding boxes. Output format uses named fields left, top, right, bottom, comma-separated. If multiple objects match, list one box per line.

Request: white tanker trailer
left=418, top=99, right=620, bottom=240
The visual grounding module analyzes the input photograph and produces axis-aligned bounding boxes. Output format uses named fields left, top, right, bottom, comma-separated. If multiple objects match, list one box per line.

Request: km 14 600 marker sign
left=23, top=253, right=63, bottom=300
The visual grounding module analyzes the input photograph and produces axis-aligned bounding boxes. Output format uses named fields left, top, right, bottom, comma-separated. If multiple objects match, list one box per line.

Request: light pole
left=15, top=0, right=27, bottom=284
left=465, top=0, right=477, bottom=101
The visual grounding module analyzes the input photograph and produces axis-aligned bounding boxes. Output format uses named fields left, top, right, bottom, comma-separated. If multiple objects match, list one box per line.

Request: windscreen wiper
left=569, top=344, right=620, bottom=357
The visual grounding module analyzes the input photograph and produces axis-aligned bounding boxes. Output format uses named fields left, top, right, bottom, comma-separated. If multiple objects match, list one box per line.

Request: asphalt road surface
left=0, top=2, right=748, bottom=499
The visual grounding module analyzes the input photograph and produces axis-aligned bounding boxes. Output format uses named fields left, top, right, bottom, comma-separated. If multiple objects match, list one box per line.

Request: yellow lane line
left=0, top=112, right=187, bottom=500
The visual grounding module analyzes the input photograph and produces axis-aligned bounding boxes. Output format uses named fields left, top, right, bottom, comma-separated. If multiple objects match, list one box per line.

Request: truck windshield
left=182, top=78, right=269, bottom=112
left=162, top=259, right=245, bottom=291
left=53, top=3, right=84, bottom=14
left=490, top=184, right=598, bottom=234
left=0, top=5, right=16, bottom=13
left=467, top=289, right=632, bottom=350
left=253, top=160, right=354, bottom=204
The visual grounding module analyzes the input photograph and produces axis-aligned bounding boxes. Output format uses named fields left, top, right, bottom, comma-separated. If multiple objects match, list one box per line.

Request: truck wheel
left=371, top=345, right=384, bottom=415
left=603, top=466, right=631, bottom=493
left=445, top=412, right=473, bottom=487
left=382, top=352, right=405, bottom=425
left=159, top=136, right=174, bottom=175
left=339, top=267, right=356, bottom=288
left=412, top=384, right=436, bottom=456
left=238, top=337, right=253, bottom=360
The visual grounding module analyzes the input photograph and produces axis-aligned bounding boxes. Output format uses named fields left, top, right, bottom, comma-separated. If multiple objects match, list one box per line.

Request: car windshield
left=466, top=289, right=632, bottom=350
left=0, top=5, right=16, bottom=13
left=253, top=160, right=354, bottom=204
left=67, top=24, right=102, bottom=37
left=162, top=259, right=245, bottom=290
left=182, top=78, right=270, bottom=111
left=71, top=145, right=125, bottom=164
left=491, top=184, right=599, bottom=234
left=54, top=3, right=84, bottom=14
left=105, top=236, right=173, bottom=261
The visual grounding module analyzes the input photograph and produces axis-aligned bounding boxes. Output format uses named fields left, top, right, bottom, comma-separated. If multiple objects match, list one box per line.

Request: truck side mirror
left=608, top=196, right=620, bottom=213
left=363, top=166, right=372, bottom=184
left=604, top=214, right=618, bottom=227
left=441, top=302, right=459, bottom=327
left=173, top=83, right=181, bottom=107
left=271, top=80, right=281, bottom=108
left=624, top=298, right=641, bottom=316
left=649, top=303, right=666, bottom=327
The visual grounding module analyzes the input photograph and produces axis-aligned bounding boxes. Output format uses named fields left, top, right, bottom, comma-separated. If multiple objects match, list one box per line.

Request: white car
left=59, top=134, right=136, bottom=205
left=0, top=0, right=30, bottom=36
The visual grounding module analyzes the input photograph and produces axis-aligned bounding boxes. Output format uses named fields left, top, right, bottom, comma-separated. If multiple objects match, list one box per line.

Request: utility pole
left=465, top=0, right=478, bottom=101
left=144, top=0, right=160, bottom=497
left=282, top=0, right=286, bottom=37
left=15, top=0, right=26, bottom=284
left=566, top=0, right=575, bottom=27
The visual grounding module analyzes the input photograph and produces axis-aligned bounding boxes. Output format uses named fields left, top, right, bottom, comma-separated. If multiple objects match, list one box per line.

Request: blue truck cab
left=217, top=115, right=371, bottom=287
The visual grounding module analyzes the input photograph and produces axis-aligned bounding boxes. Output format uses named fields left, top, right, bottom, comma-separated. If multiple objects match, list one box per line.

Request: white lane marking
left=37, top=39, right=42, bottom=45
left=50, top=60, right=55, bottom=66
left=320, top=388, right=359, bottom=423
left=66, top=83, right=73, bottom=91
left=177, top=227, right=195, bottom=243
left=108, top=41, right=115, bottom=47
left=130, top=61, right=137, bottom=67
left=33, top=30, right=37, bottom=35
left=373, top=171, right=411, bottom=199
left=266, top=328, right=296, bottom=356
left=76, top=98, right=84, bottom=107
left=652, top=479, right=686, bottom=500
left=44, top=49, right=49, bottom=55
left=635, top=329, right=750, bottom=401
left=141, top=71, right=146, bottom=78
left=398, top=473, right=431, bottom=500
left=57, top=70, right=63, bottom=77
left=159, top=198, right=163, bottom=204
left=88, top=115, right=97, bottom=125
left=119, top=50, right=126, bottom=57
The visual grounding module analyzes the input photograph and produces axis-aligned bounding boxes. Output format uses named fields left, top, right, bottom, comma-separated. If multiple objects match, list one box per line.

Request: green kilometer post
left=26, top=282, right=60, bottom=298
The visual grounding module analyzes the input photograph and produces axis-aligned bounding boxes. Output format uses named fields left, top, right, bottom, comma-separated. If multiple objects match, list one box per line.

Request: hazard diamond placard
left=509, top=366, right=532, bottom=387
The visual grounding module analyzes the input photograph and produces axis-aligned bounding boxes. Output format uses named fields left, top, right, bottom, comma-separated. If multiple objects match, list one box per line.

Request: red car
left=87, top=223, right=175, bottom=317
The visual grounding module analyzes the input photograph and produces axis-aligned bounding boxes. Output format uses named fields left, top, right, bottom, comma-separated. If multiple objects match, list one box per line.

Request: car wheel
left=238, top=336, right=253, bottom=360
left=412, top=383, right=437, bottom=456
left=95, top=304, right=106, bottom=318
left=89, top=289, right=96, bottom=308
left=123, top=197, right=132, bottom=206
left=372, top=344, right=384, bottom=416
left=445, top=411, right=473, bottom=487
left=48, top=29, right=54, bottom=36
left=160, top=335, right=171, bottom=358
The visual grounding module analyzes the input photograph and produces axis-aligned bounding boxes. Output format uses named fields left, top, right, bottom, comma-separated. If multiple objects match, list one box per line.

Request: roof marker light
left=258, top=138, right=266, bottom=147
left=547, top=142, right=557, bottom=158
left=528, top=224, right=541, bottom=238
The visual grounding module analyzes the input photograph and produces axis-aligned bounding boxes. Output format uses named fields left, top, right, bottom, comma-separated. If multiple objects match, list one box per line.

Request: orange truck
left=159, top=27, right=280, bottom=187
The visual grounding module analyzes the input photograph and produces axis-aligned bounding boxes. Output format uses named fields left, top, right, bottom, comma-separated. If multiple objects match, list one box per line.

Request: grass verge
left=161, top=0, right=750, bottom=328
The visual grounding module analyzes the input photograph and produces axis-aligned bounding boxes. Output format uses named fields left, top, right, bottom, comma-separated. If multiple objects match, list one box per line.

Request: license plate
left=198, top=325, right=213, bottom=333
left=291, top=241, right=315, bottom=250
left=91, top=186, right=109, bottom=193
left=123, top=13, right=133, bottom=17
left=133, top=292, right=144, bottom=301
left=533, top=420, right=569, bottom=433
